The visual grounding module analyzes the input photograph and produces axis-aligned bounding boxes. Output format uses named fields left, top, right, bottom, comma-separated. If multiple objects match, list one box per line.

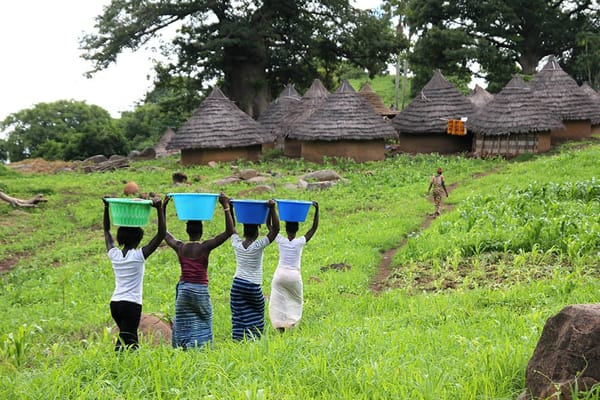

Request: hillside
left=0, top=141, right=599, bottom=399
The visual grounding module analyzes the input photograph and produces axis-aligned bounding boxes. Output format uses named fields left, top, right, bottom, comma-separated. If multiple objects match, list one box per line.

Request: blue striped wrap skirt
left=172, top=281, right=213, bottom=350
left=230, top=277, right=265, bottom=340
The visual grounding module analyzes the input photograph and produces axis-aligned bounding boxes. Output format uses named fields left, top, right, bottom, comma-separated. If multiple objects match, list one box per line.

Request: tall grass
left=0, top=142, right=599, bottom=399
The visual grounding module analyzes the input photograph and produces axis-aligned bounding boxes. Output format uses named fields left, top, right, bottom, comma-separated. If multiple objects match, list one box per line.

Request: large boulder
left=519, top=304, right=600, bottom=400
left=302, top=169, right=342, bottom=182
left=138, top=313, right=172, bottom=346
left=238, top=168, right=258, bottom=180
left=237, top=185, right=274, bottom=197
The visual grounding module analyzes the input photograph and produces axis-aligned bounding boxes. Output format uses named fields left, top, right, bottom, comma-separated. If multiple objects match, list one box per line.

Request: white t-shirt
left=231, top=234, right=271, bottom=284
left=275, top=234, right=307, bottom=270
left=108, top=247, right=145, bottom=305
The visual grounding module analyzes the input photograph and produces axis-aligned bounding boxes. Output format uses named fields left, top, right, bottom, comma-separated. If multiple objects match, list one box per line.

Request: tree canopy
left=387, top=0, right=600, bottom=94
left=0, top=101, right=127, bottom=162
left=81, top=0, right=405, bottom=118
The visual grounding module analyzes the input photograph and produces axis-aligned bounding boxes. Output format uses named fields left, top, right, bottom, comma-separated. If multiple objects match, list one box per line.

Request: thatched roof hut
left=286, top=79, right=397, bottom=163
left=281, top=79, right=329, bottom=157
left=154, top=127, right=178, bottom=157
left=392, top=69, right=475, bottom=154
left=285, top=79, right=329, bottom=127
left=167, top=86, right=267, bottom=164
left=468, top=76, right=564, bottom=157
left=529, top=55, right=597, bottom=141
left=359, top=82, right=398, bottom=118
left=257, top=84, right=302, bottom=149
left=580, top=82, right=600, bottom=102
left=580, top=82, right=600, bottom=133
left=468, top=84, right=494, bottom=109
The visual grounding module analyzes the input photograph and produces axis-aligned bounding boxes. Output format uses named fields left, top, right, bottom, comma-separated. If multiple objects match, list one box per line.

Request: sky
left=0, top=0, right=382, bottom=132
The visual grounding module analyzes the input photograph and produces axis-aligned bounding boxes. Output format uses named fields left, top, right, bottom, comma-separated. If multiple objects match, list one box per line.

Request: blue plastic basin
left=168, top=193, right=219, bottom=221
left=232, top=199, right=269, bottom=224
left=276, top=199, right=312, bottom=222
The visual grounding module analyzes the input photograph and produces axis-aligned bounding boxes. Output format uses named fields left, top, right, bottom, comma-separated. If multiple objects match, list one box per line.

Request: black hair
left=186, top=220, right=203, bottom=239
left=116, top=227, right=144, bottom=248
left=285, top=222, right=299, bottom=235
left=243, top=224, right=259, bottom=240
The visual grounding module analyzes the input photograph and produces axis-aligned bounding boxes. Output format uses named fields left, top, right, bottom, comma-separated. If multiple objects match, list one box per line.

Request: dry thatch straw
left=278, top=79, right=330, bottom=138
left=359, top=82, right=398, bottom=117
left=468, top=84, right=494, bottom=109
left=467, top=75, right=564, bottom=136
left=581, top=82, right=600, bottom=100
left=288, top=79, right=397, bottom=141
left=580, top=82, right=600, bottom=124
left=257, top=84, right=302, bottom=143
left=392, top=69, right=475, bottom=134
left=529, top=55, right=599, bottom=122
left=154, top=127, right=178, bottom=157
left=167, top=87, right=266, bottom=150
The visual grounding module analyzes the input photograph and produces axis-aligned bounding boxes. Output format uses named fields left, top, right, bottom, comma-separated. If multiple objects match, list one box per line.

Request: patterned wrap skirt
left=269, top=267, right=303, bottom=329
left=432, top=186, right=444, bottom=212
left=230, top=277, right=265, bottom=340
left=172, top=281, right=213, bottom=350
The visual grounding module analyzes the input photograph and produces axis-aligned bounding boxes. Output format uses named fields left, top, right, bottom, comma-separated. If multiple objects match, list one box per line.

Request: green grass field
left=0, top=141, right=599, bottom=399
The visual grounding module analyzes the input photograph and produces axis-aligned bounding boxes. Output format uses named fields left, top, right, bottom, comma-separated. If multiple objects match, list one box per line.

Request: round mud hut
left=167, top=87, right=268, bottom=165
left=287, top=79, right=397, bottom=163
left=392, top=69, right=475, bottom=154
left=257, top=84, right=302, bottom=150
left=467, top=76, right=564, bottom=157
left=282, top=79, right=330, bottom=158
left=580, top=82, right=600, bottom=135
left=529, top=55, right=599, bottom=143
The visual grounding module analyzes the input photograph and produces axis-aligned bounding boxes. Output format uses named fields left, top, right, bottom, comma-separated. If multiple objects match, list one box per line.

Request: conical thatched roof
left=154, top=127, right=178, bottom=157
left=467, top=75, right=564, bottom=136
left=392, top=70, right=475, bottom=134
left=167, top=87, right=266, bottom=150
left=580, top=82, right=600, bottom=124
left=278, top=79, right=330, bottom=137
left=359, top=82, right=397, bottom=117
left=529, top=55, right=599, bottom=121
left=257, top=84, right=302, bottom=141
left=468, top=84, right=494, bottom=109
left=288, top=79, right=397, bottom=141
left=581, top=82, right=600, bottom=100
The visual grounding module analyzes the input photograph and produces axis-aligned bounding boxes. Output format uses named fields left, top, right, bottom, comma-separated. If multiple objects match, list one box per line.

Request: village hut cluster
left=159, top=55, right=600, bottom=164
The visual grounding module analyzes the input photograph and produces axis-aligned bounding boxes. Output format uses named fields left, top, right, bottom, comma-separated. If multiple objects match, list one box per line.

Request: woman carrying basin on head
left=269, top=201, right=319, bottom=332
left=163, top=192, right=234, bottom=350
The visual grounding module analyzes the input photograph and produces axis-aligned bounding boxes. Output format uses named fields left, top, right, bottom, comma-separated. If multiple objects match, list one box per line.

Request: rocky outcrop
left=519, top=304, right=600, bottom=400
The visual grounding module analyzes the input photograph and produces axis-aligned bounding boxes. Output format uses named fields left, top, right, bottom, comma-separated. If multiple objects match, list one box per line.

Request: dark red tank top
left=177, top=246, right=209, bottom=285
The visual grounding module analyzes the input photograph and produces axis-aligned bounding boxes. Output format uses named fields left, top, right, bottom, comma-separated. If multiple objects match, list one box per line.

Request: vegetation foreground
left=0, top=142, right=599, bottom=399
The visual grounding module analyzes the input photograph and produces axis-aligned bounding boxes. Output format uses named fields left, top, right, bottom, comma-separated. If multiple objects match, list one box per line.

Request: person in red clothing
left=164, top=192, right=234, bottom=349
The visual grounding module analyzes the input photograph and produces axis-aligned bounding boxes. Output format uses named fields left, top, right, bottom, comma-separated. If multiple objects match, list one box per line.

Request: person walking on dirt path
left=269, top=202, right=319, bottom=333
left=229, top=199, right=280, bottom=341
left=103, top=195, right=166, bottom=352
left=427, top=167, right=448, bottom=216
left=163, top=192, right=234, bottom=350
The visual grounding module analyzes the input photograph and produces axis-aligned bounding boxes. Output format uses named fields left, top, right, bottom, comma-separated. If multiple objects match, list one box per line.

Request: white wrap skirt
left=269, top=266, right=303, bottom=329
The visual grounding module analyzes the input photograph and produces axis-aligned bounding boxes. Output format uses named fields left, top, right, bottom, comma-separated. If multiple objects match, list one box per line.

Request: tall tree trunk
left=519, top=52, right=539, bottom=75
left=222, top=38, right=270, bottom=119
